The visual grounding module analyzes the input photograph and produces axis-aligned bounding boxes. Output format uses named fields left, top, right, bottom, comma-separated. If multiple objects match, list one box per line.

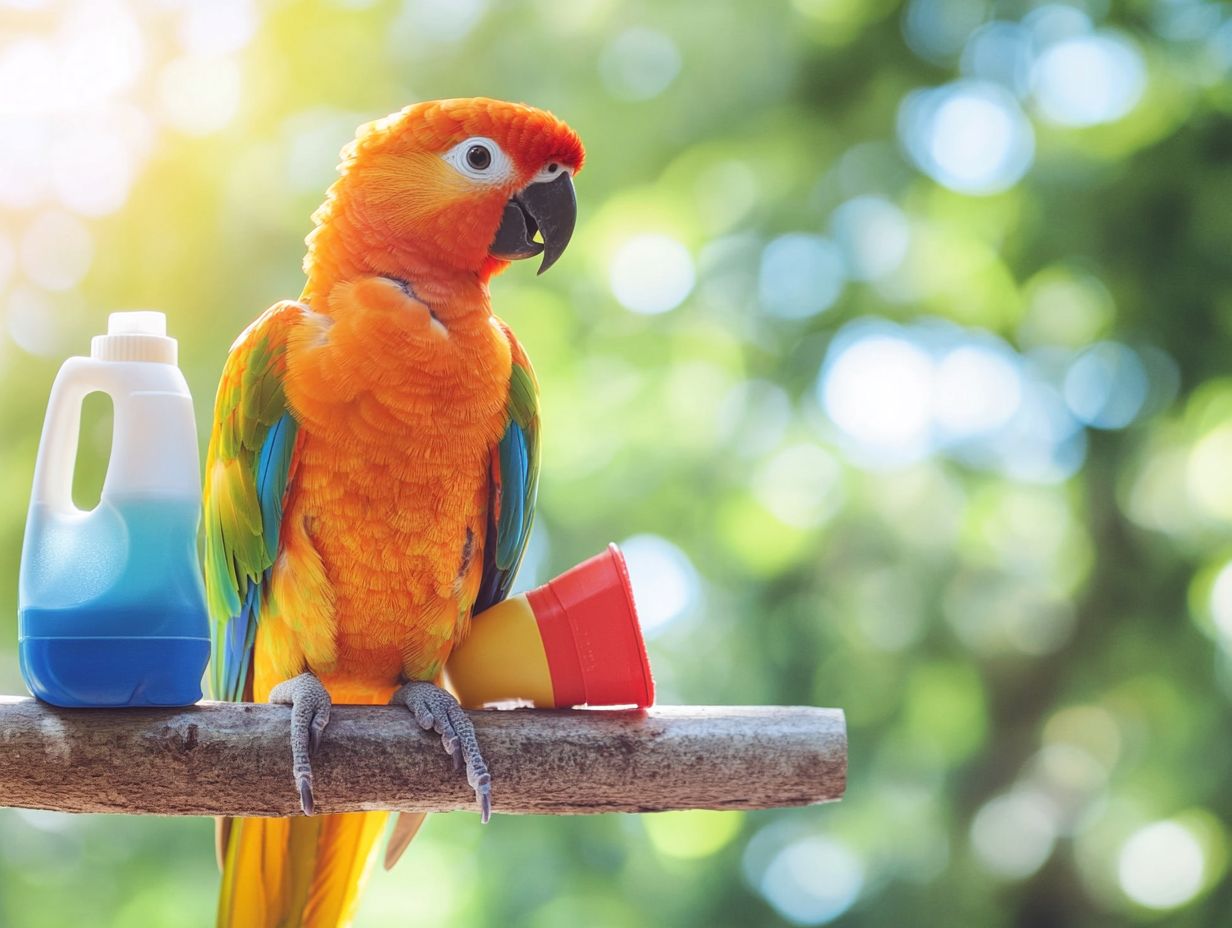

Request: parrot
left=203, top=98, right=583, bottom=928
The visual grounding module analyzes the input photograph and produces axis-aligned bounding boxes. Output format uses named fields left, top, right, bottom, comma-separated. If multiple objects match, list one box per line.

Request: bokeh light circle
left=934, top=343, right=1022, bottom=436
left=758, top=234, right=845, bottom=319
left=159, top=55, right=242, bottom=136
left=20, top=211, right=92, bottom=291
left=1063, top=342, right=1149, bottom=430
left=618, top=533, right=700, bottom=635
left=821, top=331, right=935, bottom=463
left=609, top=234, right=695, bottom=315
left=1208, top=561, right=1232, bottom=642
left=829, top=196, right=910, bottom=282
left=970, top=790, right=1058, bottom=878
left=1118, top=821, right=1205, bottom=910
left=599, top=28, right=682, bottom=101
left=899, top=80, right=1035, bottom=195
left=1033, top=33, right=1147, bottom=127
left=759, top=836, right=864, bottom=925
left=51, top=125, right=134, bottom=217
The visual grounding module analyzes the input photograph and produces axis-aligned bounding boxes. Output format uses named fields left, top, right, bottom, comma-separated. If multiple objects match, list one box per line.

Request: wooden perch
left=0, top=696, right=845, bottom=817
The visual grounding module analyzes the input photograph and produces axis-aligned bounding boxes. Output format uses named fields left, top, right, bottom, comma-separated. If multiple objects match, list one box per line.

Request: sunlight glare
left=19, top=211, right=92, bottom=291
left=159, top=56, right=242, bottom=136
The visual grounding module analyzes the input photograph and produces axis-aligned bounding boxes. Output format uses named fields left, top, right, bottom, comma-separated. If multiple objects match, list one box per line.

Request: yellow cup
left=446, top=545, right=655, bottom=709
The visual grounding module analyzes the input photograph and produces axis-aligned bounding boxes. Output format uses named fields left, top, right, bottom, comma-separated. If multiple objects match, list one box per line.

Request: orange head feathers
left=304, top=98, right=585, bottom=298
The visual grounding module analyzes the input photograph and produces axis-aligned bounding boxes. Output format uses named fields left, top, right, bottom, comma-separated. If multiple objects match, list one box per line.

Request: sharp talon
left=394, top=681, right=492, bottom=823
left=478, top=784, right=491, bottom=824
left=272, top=673, right=332, bottom=817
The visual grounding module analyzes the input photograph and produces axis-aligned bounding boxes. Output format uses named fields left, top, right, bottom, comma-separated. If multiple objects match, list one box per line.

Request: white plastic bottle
left=18, top=312, right=210, bottom=707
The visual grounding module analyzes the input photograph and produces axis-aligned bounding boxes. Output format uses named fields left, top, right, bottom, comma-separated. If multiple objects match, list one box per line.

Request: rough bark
left=0, top=696, right=845, bottom=817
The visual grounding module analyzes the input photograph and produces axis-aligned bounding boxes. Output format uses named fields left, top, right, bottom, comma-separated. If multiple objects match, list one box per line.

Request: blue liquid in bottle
left=20, top=498, right=209, bottom=707
left=18, top=314, right=211, bottom=708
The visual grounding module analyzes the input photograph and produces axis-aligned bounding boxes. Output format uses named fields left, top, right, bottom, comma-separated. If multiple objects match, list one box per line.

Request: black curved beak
left=488, top=172, right=577, bottom=275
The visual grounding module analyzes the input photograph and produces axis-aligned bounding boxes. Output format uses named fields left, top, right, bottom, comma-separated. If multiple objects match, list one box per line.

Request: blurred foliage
left=2, top=0, right=1232, bottom=925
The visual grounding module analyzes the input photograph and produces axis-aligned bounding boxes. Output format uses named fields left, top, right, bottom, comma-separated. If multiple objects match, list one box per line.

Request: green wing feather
left=203, top=301, right=302, bottom=702
left=475, top=329, right=540, bottom=613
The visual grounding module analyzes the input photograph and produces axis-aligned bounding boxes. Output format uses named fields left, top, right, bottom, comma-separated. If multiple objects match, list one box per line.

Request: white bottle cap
left=91, top=311, right=178, bottom=364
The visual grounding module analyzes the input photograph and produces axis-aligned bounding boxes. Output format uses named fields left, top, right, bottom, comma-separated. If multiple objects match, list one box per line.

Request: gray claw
left=270, top=672, right=332, bottom=816
left=475, top=773, right=491, bottom=824
left=298, top=776, right=314, bottom=816
left=393, top=681, right=492, bottom=822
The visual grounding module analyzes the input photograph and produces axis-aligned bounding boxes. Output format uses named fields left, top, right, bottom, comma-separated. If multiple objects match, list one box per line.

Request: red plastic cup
left=526, top=544, right=655, bottom=708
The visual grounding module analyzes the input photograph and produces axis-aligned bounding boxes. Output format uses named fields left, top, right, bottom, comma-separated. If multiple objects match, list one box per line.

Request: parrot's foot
left=269, top=672, right=332, bottom=815
left=392, top=682, right=492, bottom=823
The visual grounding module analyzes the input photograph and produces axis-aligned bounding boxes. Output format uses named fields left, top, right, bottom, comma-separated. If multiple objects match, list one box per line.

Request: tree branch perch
left=0, top=697, right=845, bottom=817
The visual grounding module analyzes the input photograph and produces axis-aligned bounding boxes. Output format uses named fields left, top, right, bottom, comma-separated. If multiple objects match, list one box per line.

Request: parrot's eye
left=443, top=136, right=513, bottom=184
left=466, top=145, right=492, bottom=171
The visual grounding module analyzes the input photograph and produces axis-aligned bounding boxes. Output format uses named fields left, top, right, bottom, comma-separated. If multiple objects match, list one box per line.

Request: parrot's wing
left=474, top=322, right=540, bottom=614
left=203, top=301, right=303, bottom=703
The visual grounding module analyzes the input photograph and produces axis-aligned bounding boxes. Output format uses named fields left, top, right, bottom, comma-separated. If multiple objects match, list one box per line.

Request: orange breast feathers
left=249, top=276, right=514, bottom=704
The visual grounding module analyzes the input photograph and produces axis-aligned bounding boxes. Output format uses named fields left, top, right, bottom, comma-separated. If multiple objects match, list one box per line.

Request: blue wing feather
left=496, top=423, right=527, bottom=569
left=475, top=349, right=539, bottom=614
left=257, top=413, right=297, bottom=562
left=217, top=415, right=295, bottom=701
left=222, top=583, right=261, bottom=701
left=204, top=301, right=302, bottom=703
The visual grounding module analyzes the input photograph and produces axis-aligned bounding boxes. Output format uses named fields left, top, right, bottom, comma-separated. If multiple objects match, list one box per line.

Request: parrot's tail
left=216, top=810, right=387, bottom=928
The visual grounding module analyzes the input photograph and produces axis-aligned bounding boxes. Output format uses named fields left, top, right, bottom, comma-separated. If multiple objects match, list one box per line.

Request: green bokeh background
left=2, top=0, right=1231, bottom=925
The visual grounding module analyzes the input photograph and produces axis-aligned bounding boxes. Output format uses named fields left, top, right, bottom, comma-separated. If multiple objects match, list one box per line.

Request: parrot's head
left=310, top=98, right=585, bottom=288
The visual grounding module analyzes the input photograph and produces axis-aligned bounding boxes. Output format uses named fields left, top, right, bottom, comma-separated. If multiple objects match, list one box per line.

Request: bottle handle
left=30, top=357, right=113, bottom=515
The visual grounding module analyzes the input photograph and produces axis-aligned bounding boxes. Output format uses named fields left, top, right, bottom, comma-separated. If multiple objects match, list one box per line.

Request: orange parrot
left=202, top=98, right=583, bottom=927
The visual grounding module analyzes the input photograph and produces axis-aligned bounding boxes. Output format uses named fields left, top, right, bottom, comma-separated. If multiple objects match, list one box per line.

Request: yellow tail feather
left=217, top=811, right=388, bottom=928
